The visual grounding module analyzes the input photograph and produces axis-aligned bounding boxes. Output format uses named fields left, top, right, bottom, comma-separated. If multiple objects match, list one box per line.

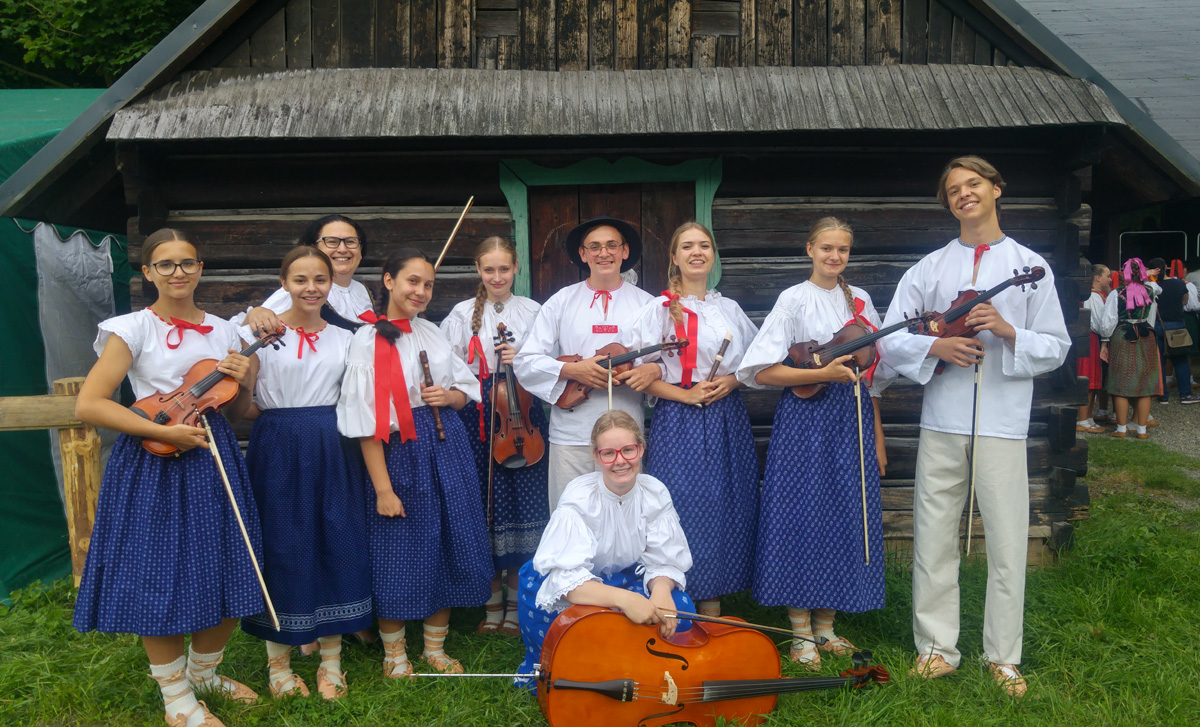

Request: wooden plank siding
left=212, top=1, right=1025, bottom=72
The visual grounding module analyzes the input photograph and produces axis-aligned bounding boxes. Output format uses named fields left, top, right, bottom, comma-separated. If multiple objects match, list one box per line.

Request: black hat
left=563, top=216, right=642, bottom=272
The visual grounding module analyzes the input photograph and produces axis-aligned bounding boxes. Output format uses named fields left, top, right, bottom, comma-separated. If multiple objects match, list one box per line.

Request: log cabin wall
left=196, top=0, right=1035, bottom=73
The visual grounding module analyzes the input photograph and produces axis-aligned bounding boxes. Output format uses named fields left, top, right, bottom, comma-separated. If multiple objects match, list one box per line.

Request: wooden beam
left=0, top=393, right=81, bottom=431
left=52, top=378, right=101, bottom=589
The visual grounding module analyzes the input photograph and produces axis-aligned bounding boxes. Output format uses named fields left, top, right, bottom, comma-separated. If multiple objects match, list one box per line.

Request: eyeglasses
left=595, top=443, right=642, bottom=464
left=317, top=236, right=362, bottom=250
left=149, top=259, right=202, bottom=276
left=584, top=241, right=624, bottom=254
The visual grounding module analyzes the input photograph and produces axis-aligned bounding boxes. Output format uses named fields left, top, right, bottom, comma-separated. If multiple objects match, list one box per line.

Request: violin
left=131, top=328, right=285, bottom=457
left=785, top=315, right=924, bottom=399
left=491, top=324, right=546, bottom=468
left=419, top=350, right=447, bottom=440
left=555, top=340, right=690, bottom=410
left=536, top=605, right=889, bottom=727
left=912, top=266, right=1045, bottom=373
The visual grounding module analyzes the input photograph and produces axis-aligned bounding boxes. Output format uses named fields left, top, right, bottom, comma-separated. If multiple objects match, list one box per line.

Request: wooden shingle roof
left=108, top=64, right=1123, bottom=141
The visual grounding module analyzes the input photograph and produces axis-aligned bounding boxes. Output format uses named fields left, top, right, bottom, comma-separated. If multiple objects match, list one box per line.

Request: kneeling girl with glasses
left=514, top=410, right=695, bottom=690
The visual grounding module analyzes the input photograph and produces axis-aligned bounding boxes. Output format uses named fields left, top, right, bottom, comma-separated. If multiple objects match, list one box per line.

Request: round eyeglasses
left=595, top=443, right=643, bottom=464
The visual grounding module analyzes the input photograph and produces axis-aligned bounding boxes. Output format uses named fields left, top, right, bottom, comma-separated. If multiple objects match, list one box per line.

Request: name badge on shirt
left=593, top=324, right=618, bottom=334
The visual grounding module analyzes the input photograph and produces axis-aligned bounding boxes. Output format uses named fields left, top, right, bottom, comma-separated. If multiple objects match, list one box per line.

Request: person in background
left=1097, top=258, right=1162, bottom=437
left=1154, top=259, right=1200, bottom=404
left=1077, top=263, right=1112, bottom=431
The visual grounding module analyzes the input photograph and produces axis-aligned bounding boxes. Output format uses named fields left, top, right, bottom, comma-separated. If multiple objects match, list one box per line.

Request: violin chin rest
left=501, top=455, right=528, bottom=469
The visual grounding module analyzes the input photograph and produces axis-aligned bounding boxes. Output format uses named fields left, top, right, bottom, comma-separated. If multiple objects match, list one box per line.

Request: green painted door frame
left=498, top=157, right=723, bottom=297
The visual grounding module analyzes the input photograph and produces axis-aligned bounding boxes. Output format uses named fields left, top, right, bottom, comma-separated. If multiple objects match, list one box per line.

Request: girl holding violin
left=439, top=237, right=549, bottom=635
left=73, top=229, right=264, bottom=727
left=736, top=217, right=889, bottom=669
left=515, top=410, right=694, bottom=691
left=337, top=248, right=492, bottom=677
left=238, top=246, right=372, bottom=700
left=627, top=222, right=759, bottom=618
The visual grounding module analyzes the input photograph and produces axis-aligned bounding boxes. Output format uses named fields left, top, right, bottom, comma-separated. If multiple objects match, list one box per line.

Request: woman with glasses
left=512, top=410, right=694, bottom=692
left=243, top=214, right=373, bottom=335
left=73, top=229, right=264, bottom=727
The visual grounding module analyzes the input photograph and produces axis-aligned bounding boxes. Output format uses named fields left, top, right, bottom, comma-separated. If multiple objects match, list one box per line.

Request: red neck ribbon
left=587, top=282, right=618, bottom=316
left=848, top=297, right=879, bottom=386
left=467, top=333, right=491, bottom=441
left=661, top=291, right=699, bottom=387
left=358, top=312, right=418, bottom=443
left=165, top=317, right=213, bottom=349
left=972, top=243, right=991, bottom=267
left=295, top=326, right=319, bottom=359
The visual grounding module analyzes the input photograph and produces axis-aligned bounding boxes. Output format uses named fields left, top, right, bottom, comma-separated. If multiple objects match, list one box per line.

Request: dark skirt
left=241, top=406, right=373, bottom=644
left=456, top=376, right=550, bottom=570
left=73, top=414, right=265, bottom=636
left=646, top=389, right=758, bottom=600
left=367, top=406, right=492, bottom=620
left=1107, top=324, right=1163, bottom=398
left=752, top=385, right=884, bottom=613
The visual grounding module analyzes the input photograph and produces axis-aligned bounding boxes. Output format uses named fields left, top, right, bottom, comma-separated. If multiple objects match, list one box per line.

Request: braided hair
left=374, top=248, right=429, bottom=343
left=470, top=236, right=517, bottom=335
left=665, top=222, right=716, bottom=326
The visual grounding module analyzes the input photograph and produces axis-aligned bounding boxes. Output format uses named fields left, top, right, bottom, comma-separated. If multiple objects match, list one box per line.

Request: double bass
left=491, top=323, right=545, bottom=469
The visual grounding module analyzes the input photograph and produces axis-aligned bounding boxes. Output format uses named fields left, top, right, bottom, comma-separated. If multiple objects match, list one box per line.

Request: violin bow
left=433, top=196, right=475, bottom=272
left=853, top=363, right=869, bottom=565
left=661, top=610, right=828, bottom=646
left=199, top=413, right=281, bottom=631
left=486, top=326, right=505, bottom=525
left=964, top=361, right=983, bottom=555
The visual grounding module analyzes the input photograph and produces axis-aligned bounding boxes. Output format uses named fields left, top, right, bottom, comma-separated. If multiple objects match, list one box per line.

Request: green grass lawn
left=4, top=440, right=1200, bottom=726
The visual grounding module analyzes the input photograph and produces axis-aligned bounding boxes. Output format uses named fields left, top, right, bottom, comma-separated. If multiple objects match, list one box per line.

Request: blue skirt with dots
left=456, top=375, right=550, bottom=571
left=241, top=406, right=373, bottom=644
left=645, top=389, right=758, bottom=600
left=752, top=384, right=884, bottom=612
left=73, top=413, right=265, bottom=637
left=367, top=406, right=493, bottom=620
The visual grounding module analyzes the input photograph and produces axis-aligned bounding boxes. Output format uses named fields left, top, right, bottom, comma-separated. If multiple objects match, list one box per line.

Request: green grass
left=4, top=459, right=1200, bottom=726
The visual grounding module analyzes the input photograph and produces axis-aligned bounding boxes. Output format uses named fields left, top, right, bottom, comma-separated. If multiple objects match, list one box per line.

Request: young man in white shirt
left=514, top=217, right=660, bottom=509
left=878, top=156, right=1071, bottom=698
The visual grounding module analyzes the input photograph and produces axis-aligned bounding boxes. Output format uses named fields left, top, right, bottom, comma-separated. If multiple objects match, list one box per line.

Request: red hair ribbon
left=661, top=291, right=698, bottom=387
left=165, top=317, right=213, bottom=349
left=467, top=334, right=491, bottom=441
left=1171, top=259, right=1185, bottom=279
left=295, top=326, right=319, bottom=359
left=848, top=298, right=879, bottom=386
left=358, top=312, right=418, bottom=444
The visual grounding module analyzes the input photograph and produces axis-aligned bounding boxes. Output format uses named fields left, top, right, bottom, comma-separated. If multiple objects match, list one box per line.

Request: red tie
left=165, top=317, right=213, bottom=349
left=295, top=327, right=319, bottom=359
left=661, top=291, right=699, bottom=387
left=847, top=298, right=880, bottom=386
left=358, top=312, right=418, bottom=444
left=467, top=334, right=491, bottom=441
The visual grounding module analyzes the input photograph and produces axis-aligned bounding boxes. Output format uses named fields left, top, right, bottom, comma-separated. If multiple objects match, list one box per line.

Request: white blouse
left=242, top=323, right=354, bottom=409
left=737, top=280, right=893, bottom=398
left=94, top=309, right=246, bottom=401
left=532, top=471, right=692, bottom=613
left=626, top=291, right=759, bottom=386
left=439, top=295, right=542, bottom=377
left=337, top=317, right=481, bottom=439
left=513, top=281, right=656, bottom=446
left=878, top=237, right=1071, bottom=439
left=1082, top=291, right=1109, bottom=339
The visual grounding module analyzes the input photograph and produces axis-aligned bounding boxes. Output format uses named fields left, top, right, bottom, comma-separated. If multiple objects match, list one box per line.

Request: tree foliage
left=0, top=0, right=203, bottom=87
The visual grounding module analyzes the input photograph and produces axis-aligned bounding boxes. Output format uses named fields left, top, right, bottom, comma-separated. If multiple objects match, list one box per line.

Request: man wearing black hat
left=514, top=217, right=660, bottom=509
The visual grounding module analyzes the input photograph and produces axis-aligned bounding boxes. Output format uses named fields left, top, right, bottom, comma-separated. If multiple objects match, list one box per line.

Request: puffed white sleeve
left=627, top=298, right=669, bottom=366
left=337, top=328, right=377, bottom=438
left=638, top=485, right=692, bottom=592
left=438, top=304, right=472, bottom=364
left=1186, top=282, right=1200, bottom=312
left=513, top=296, right=568, bottom=403
left=1095, top=292, right=1119, bottom=339
left=444, top=341, right=483, bottom=404
left=532, top=508, right=601, bottom=612
left=1001, top=266, right=1072, bottom=379
left=94, top=314, right=145, bottom=357
left=728, top=299, right=761, bottom=355
left=878, top=266, right=939, bottom=384
left=736, top=295, right=794, bottom=389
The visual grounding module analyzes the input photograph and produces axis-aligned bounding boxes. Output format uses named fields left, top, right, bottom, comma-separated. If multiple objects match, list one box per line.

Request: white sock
left=150, top=656, right=206, bottom=727
left=265, top=641, right=295, bottom=693
left=482, top=589, right=503, bottom=627
left=422, top=622, right=451, bottom=660
left=786, top=607, right=816, bottom=658
left=811, top=608, right=838, bottom=641
left=318, top=636, right=344, bottom=687
left=1137, top=424, right=1147, bottom=435
left=381, top=626, right=410, bottom=677
left=697, top=598, right=721, bottom=618
left=186, top=645, right=232, bottom=695
left=1077, top=420, right=1090, bottom=427
left=1116, top=424, right=1127, bottom=433
left=503, top=595, right=519, bottom=624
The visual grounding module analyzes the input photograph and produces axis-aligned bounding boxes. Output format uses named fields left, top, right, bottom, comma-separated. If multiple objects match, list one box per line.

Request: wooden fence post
left=52, top=377, right=102, bottom=587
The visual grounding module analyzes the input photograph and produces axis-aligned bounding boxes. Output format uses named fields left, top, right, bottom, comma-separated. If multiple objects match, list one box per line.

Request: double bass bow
left=490, top=324, right=545, bottom=469
left=555, top=340, right=690, bottom=410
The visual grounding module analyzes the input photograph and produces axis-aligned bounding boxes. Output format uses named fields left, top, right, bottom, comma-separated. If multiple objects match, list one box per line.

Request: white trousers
left=912, top=429, right=1029, bottom=667
left=547, top=443, right=597, bottom=511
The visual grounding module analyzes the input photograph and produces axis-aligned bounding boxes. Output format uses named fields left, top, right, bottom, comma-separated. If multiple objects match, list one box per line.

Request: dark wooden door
left=528, top=182, right=695, bottom=303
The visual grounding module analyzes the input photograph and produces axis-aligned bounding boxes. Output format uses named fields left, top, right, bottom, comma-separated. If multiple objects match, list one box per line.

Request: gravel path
left=1078, top=381, right=1200, bottom=459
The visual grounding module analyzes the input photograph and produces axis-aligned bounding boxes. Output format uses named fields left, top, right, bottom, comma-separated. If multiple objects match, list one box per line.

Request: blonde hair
left=471, top=236, right=517, bottom=335
left=589, top=410, right=646, bottom=451
left=936, top=155, right=1006, bottom=209
left=806, top=216, right=858, bottom=317
left=665, top=221, right=715, bottom=326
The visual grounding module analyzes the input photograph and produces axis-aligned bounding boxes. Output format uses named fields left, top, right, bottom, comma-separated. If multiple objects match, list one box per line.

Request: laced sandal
left=382, top=633, right=414, bottom=680
left=315, top=667, right=347, bottom=700
left=187, top=654, right=259, bottom=703
left=477, top=600, right=504, bottom=634
left=421, top=651, right=464, bottom=674
left=988, top=662, right=1027, bottom=698
left=787, top=641, right=821, bottom=671
left=816, top=634, right=857, bottom=656
left=266, top=655, right=309, bottom=699
left=163, top=700, right=225, bottom=727
left=910, top=653, right=957, bottom=679
left=497, top=614, right=521, bottom=637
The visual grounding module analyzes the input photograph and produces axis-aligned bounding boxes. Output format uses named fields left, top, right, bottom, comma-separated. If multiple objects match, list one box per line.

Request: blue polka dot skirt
left=752, top=384, right=884, bottom=612
left=646, top=389, right=758, bottom=600
left=367, top=406, right=493, bottom=620
left=456, top=375, right=550, bottom=571
left=513, top=559, right=695, bottom=693
left=73, top=413, right=266, bottom=637
left=241, top=406, right=373, bottom=645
